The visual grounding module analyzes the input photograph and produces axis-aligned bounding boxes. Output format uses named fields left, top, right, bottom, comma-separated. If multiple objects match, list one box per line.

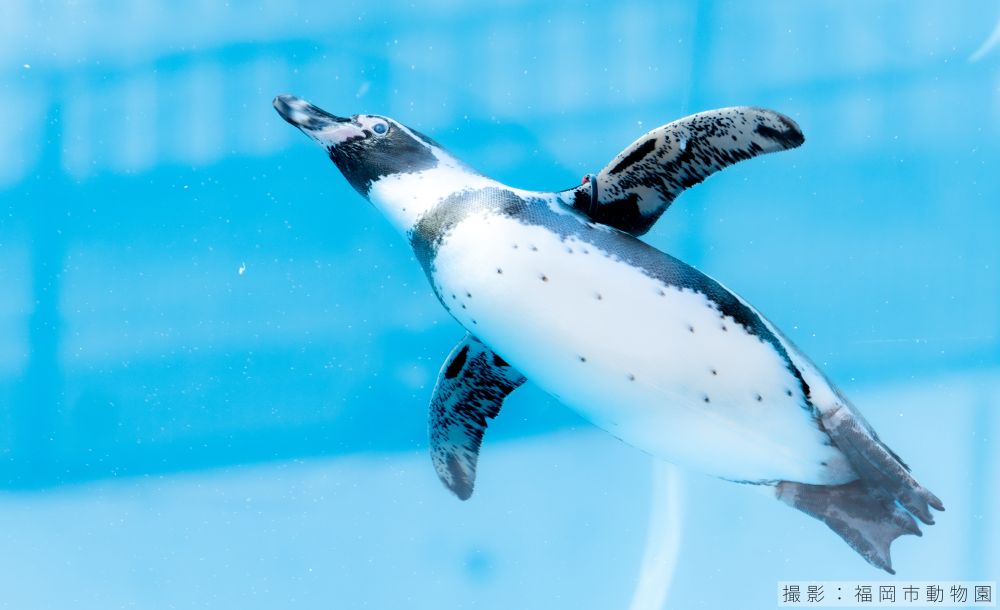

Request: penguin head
left=273, top=94, right=443, bottom=198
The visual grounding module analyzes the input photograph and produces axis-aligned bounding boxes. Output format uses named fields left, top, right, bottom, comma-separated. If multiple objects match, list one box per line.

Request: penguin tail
left=776, top=403, right=944, bottom=574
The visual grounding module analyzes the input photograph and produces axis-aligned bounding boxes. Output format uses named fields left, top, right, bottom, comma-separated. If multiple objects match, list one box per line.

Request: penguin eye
left=371, top=121, right=388, bottom=135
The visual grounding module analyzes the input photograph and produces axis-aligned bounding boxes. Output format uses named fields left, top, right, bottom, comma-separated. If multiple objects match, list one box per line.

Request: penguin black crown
left=273, top=93, right=942, bottom=574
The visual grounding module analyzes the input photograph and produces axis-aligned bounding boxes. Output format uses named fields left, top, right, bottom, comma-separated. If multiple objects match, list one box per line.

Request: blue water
left=1, top=1, right=998, bottom=608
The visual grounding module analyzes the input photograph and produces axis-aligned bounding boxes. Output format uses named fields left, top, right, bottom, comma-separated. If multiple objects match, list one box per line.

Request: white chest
left=426, top=211, right=850, bottom=485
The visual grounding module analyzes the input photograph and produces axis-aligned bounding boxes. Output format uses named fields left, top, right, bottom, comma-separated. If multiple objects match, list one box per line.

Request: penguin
left=272, top=94, right=943, bottom=573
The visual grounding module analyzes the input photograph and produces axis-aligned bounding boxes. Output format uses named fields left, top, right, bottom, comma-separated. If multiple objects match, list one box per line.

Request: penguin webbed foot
left=776, top=480, right=919, bottom=575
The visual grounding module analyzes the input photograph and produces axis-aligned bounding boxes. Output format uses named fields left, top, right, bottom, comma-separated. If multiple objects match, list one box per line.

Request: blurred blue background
left=0, top=1, right=998, bottom=608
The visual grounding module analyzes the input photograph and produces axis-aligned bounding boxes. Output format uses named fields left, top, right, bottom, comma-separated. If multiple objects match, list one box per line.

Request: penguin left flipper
left=429, top=334, right=526, bottom=500
left=570, top=107, right=804, bottom=235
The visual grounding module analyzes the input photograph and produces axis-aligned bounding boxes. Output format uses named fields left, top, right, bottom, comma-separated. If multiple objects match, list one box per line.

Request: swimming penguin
left=272, top=94, right=943, bottom=573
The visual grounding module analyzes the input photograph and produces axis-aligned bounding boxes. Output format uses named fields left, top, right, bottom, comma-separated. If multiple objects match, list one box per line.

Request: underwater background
left=1, top=1, right=998, bottom=608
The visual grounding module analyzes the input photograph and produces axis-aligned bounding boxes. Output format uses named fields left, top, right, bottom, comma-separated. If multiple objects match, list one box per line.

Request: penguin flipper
left=571, top=107, right=804, bottom=235
left=429, top=334, right=526, bottom=500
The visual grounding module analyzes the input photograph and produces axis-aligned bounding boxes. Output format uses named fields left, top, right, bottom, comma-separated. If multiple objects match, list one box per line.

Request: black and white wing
left=568, top=107, right=804, bottom=235
left=429, top=334, right=526, bottom=500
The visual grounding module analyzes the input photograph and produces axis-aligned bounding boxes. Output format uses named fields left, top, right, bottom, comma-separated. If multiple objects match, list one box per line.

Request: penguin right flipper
left=570, top=107, right=804, bottom=235
left=429, top=334, right=526, bottom=500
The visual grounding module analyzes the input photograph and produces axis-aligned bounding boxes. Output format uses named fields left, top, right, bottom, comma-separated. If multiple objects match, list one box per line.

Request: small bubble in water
left=238, top=262, right=246, bottom=276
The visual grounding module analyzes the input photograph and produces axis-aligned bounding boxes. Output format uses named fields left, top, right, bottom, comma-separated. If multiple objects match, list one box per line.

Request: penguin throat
left=367, top=164, right=503, bottom=237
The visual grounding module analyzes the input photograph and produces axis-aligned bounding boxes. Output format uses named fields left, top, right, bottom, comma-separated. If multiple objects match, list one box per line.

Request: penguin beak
left=272, top=94, right=365, bottom=149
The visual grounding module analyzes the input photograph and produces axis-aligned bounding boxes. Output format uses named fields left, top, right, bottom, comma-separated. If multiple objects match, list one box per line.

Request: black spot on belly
left=539, top=274, right=548, bottom=282
left=703, top=395, right=711, bottom=403
left=627, top=373, right=636, bottom=381
left=497, top=267, right=503, bottom=274
left=410, top=186, right=812, bottom=403
left=710, top=368, right=717, bottom=376
left=595, top=292, right=603, bottom=300
left=445, top=345, right=469, bottom=378
left=578, top=356, right=587, bottom=363
left=755, top=393, right=763, bottom=402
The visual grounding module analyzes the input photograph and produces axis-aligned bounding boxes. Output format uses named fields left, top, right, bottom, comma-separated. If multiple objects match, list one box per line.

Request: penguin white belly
left=431, top=212, right=851, bottom=485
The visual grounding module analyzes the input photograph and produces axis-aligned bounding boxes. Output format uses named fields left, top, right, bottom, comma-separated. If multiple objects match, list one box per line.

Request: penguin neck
left=366, top=158, right=504, bottom=237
